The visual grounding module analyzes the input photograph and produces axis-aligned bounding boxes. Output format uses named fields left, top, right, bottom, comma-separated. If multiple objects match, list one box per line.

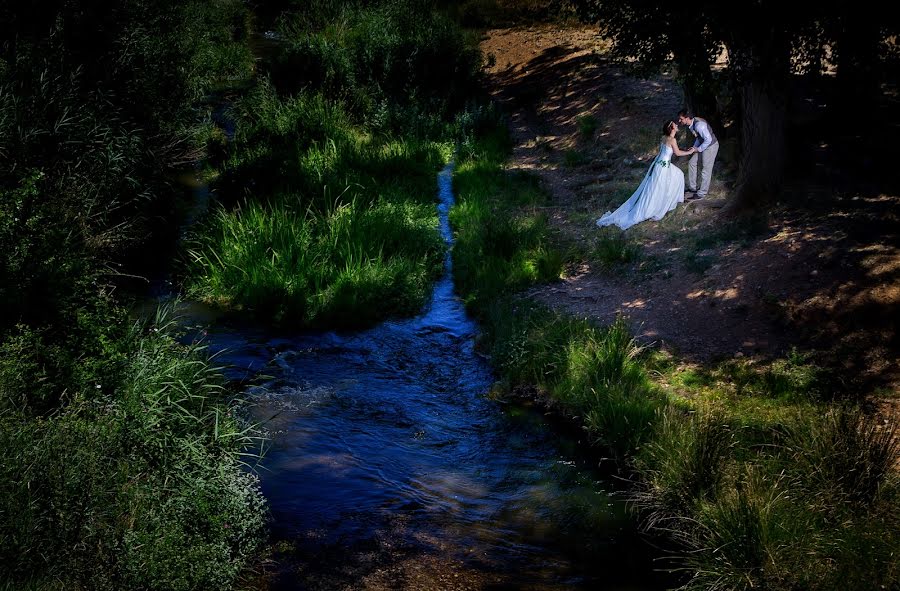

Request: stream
left=159, top=161, right=675, bottom=589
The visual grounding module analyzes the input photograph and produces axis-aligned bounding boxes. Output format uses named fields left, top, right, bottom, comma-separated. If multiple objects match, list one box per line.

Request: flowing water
left=172, top=164, right=675, bottom=589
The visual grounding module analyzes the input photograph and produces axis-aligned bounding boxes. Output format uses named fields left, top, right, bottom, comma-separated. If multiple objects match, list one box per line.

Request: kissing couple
left=596, top=109, right=718, bottom=230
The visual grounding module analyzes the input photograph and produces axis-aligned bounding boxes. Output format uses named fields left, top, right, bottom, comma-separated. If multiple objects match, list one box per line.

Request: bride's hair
left=662, top=120, right=676, bottom=136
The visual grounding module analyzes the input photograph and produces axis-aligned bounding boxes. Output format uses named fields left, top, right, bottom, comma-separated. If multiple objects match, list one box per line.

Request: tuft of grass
left=788, top=407, right=899, bottom=505
left=683, top=251, right=715, bottom=274
left=563, top=148, right=587, bottom=168
left=682, top=473, right=794, bottom=591
left=635, top=410, right=733, bottom=518
left=576, top=114, right=598, bottom=139
left=483, top=299, right=664, bottom=459
left=591, top=228, right=641, bottom=269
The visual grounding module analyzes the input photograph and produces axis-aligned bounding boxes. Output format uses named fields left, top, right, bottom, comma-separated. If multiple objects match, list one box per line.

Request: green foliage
left=186, top=195, right=444, bottom=328
left=185, top=75, right=458, bottom=326
left=0, top=0, right=254, bottom=334
left=683, top=475, right=792, bottom=591
left=0, top=1, right=264, bottom=587
left=630, top=383, right=900, bottom=589
left=688, top=351, right=828, bottom=402
left=0, top=308, right=266, bottom=590
left=450, top=129, right=564, bottom=314
left=0, top=300, right=129, bottom=415
left=483, top=300, right=663, bottom=458
left=788, top=407, right=899, bottom=505
left=0, top=0, right=253, bottom=126
left=562, top=148, right=586, bottom=167
left=266, top=0, right=484, bottom=132
left=673, top=456, right=900, bottom=591
left=635, top=410, right=733, bottom=516
left=576, top=113, right=599, bottom=139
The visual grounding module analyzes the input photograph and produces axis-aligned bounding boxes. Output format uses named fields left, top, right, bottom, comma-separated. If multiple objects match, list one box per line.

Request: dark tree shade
left=565, top=0, right=899, bottom=210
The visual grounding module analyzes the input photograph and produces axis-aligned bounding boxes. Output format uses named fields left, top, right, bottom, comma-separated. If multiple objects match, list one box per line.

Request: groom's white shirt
left=690, top=118, right=716, bottom=153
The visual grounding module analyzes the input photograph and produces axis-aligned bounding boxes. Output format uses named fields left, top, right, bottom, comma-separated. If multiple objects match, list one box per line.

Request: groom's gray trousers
left=687, top=141, right=719, bottom=197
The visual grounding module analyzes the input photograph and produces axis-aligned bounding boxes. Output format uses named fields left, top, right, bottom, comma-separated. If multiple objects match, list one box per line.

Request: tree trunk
left=730, top=79, right=787, bottom=212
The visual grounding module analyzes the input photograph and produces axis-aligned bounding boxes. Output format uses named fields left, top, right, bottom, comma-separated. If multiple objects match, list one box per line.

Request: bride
left=596, top=120, right=695, bottom=230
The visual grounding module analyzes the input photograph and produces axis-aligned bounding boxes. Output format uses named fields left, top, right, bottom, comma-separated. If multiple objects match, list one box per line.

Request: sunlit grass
left=186, top=194, right=444, bottom=328
left=483, top=300, right=664, bottom=458
left=185, top=81, right=458, bottom=327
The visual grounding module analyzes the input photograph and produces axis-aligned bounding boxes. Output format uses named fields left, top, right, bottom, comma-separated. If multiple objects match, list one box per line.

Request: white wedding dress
left=596, top=142, right=684, bottom=230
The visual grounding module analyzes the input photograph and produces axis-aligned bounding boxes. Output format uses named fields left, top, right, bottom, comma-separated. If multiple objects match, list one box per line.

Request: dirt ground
left=479, top=25, right=900, bottom=399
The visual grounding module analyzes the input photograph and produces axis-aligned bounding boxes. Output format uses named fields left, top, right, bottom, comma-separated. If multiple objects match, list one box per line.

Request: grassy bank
left=451, top=126, right=900, bottom=590
left=1, top=1, right=267, bottom=588
left=184, top=1, right=485, bottom=328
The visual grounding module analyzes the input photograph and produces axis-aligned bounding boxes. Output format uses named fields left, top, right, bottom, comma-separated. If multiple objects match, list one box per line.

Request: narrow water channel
left=175, top=164, right=675, bottom=589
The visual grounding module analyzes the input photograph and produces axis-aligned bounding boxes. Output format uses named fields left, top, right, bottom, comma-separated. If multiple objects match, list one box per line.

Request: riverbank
left=450, top=25, right=899, bottom=589
left=0, top=2, right=272, bottom=588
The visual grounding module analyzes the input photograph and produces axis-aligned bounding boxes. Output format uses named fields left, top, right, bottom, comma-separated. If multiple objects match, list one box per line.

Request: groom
left=677, top=109, right=718, bottom=200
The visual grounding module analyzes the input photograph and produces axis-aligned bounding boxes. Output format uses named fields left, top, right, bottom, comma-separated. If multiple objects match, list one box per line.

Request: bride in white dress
left=596, top=120, right=695, bottom=230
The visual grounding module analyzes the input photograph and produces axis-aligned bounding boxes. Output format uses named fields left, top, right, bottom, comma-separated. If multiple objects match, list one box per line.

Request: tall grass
left=186, top=195, right=444, bottom=328
left=591, top=227, right=641, bottom=269
left=184, top=78, right=457, bottom=327
left=634, top=410, right=733, bottom=518
left=216, top=79, right=452, bottom=204
left=0, top=306, right=266, bottom=590
left=484, top=300, right=663, bottom=458
left=268, top=0, right=484, bottom=130
left=184, top=0, right=486, bottom=327
left=788, top=407, right=899, bottom=505
left=0, top=3, right=265, bottom=586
